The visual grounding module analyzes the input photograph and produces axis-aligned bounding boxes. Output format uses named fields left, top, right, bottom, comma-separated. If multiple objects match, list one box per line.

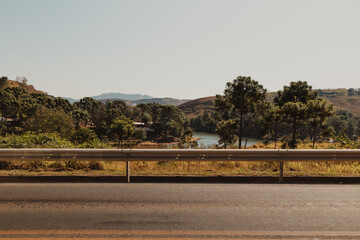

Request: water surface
left=194, top=132, right=262, bottom=148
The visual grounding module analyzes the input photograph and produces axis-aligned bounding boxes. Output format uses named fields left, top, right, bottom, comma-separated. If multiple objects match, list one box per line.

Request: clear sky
left=1, top=0, right=360, bottom=99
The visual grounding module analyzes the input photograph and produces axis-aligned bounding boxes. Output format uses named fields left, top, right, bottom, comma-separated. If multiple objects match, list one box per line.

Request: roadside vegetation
left=2, top=75, right=360, bottom=177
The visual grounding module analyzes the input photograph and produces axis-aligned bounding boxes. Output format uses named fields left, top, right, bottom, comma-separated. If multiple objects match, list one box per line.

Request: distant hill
left=63, top=97, right=78, bottom=104
left=91, top=92, right=153, bottom=101
left=321, top=96, right=360, bottom=115
left=178, top=96, right=216, bottom=118
left=64, top=93, right=154, bottom=104
left=97, top=97, right=190, bottom=107
left=130, top=98, right=190, bottom=106
left=7, top=80, right=45, bottom=94
left=178, top=93, right=360, bottom=117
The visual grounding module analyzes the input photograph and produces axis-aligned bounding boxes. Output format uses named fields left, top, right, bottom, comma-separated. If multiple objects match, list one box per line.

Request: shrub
left=24, top=107, right=75, bottom=139
left=71, top=127, right=98, bottom=144
left=77, top=139, right=111, bottom=148
left=132, top=128, right=147, bottom=140
left=65, top=161, right=87, bottom=170
left=88, top=161, right=104, bottom=170
left=0, top=132, right=74, bottom=148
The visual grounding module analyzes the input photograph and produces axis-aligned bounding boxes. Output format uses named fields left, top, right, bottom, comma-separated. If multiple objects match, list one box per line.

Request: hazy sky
left=1, top=0, right=360, bottom=99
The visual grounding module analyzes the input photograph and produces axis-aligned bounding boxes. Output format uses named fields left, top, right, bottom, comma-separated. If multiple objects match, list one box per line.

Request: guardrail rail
left=1, top=149, right=360, bottom=183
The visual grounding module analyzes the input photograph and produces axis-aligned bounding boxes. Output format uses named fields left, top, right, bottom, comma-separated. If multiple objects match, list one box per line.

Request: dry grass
left=1, top=141, right=360, bottom=177
left=2, top=159, right=360, bottom=177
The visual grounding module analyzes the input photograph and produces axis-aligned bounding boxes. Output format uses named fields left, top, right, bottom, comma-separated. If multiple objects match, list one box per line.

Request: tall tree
left=274, top=81, right=318, bottom=107
left=279, top=102, right=307, bottom=148
left=215, top=76, right=267, bottom=148
left=258, top=102, right=283, bottom=149
left=306, top=100, right=334, bottom=147
left=275, top=81, right=317, bottom=148
left=110, top=116, right=134, bottom=148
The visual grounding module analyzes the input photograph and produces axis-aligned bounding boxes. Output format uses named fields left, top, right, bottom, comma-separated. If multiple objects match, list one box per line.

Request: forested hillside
left=0, top=77, right=194, bottom=150
left=2, top=75, right=360, bottom=150
left=178, top=92, right=360, bottom=117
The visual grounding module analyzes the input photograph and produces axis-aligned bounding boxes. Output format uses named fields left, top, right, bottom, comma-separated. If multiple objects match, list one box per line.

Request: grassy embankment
left=2, top=141, right=360, bottom=177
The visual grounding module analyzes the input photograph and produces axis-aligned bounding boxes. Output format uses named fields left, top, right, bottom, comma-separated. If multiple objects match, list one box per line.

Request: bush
left=77, top=139, right=111, bottom=148
left=88, top=161, right=104, bottom=170
left=0, top=161, right=10, bottom=170
left=0, top=132, right=74, bottom=148
left=71, top=127, right=98, bottom=144
left=65, top=161, right=87, bottom=170
left=132, top=128, right=147, bottom=140
left=24, top=107, right=75, bottom=139
left=0, top=121, right=7, bottom=136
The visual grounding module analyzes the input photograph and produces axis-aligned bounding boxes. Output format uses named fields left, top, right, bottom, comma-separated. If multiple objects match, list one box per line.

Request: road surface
left=1, top=183, right=360, bottom=239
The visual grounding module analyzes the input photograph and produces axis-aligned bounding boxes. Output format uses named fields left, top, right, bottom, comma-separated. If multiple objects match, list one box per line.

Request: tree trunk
left=291, top=119, right=296, bottom=149
left=238, top=114, right=243, bottom=149
left=312, top=128, right=316, bottom=148
left=274, top=130, right=277, bottom=149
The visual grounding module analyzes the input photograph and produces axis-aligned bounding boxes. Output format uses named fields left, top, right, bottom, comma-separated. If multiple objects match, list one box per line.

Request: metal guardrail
left=1, top=149, right=360, bottom=183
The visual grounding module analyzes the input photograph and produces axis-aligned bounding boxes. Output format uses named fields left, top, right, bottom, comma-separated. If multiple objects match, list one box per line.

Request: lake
left=193, top=132, right=262, bottom=148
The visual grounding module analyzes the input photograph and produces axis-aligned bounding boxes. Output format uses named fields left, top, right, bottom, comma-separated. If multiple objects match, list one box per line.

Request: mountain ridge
left=92, top=92, right=153, bottom=101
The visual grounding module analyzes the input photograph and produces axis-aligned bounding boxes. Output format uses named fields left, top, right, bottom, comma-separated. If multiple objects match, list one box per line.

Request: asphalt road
left=1, top=183, right=360, bottom=239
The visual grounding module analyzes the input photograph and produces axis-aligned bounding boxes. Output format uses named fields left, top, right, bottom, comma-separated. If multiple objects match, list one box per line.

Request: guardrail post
left=126, top=161, right=130, bottom=183
left=279, top=161, right=284, bottom=183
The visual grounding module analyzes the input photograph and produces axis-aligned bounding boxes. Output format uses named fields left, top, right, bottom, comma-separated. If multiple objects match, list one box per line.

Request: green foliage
left=0, top=80, right=192, bottom=148
left=74, top=97, right=101, bottom=125
left=275, top=81, right=322, bottom=148
left=71, top=127, right=98, bottom=144
left=215, top=76, right=267, bottom=148
left=0, top=121, right=7, bottom=136
left=70, top=109, right=90, bottom=129
left=141, top=112, right=152, bottom=126
left=279, top=102, right=307, bottom=148
left=334, top=136, right=359, bottom=149
left=24, top=107, right=75, bottom=139
left=132, top=128, right=147, bottom=141
left=0, top=89, right=21, bottom=120
left=190, top=111, right=216, bottom=133
left=76, top=139, right=111, bottom=149
left=18, top=98, right=41, bottom=122
left=75, top=97, right=99, bottom=113
left=179, top=128, right=198, bottom=149
left=317, top=88, right=360, bottom=97
left=274, top=81, right=318, bottom=107
left=216, top=120, right=237, bottom=148
left=257, top=101, right=283, bottom=149
left=0, top=76, right=8, bottom=89
left=138, top=103, right=189, bottom=141
left=104, top=100, right=130, bottom=125
left=3, top=87, right=29, bottom=100
left=53, top=97, right=73, bottom=113
left=0, top=132, right=74, bottom=148
left=306, top=100, right=334, bottom=147
left=327, top=110, right=360, bottom=140
left=110, top=116, right=134, bottom=148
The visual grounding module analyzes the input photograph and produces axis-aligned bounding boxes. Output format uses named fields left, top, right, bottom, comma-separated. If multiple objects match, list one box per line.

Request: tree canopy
left=215, top=76, right=267, bottom=148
